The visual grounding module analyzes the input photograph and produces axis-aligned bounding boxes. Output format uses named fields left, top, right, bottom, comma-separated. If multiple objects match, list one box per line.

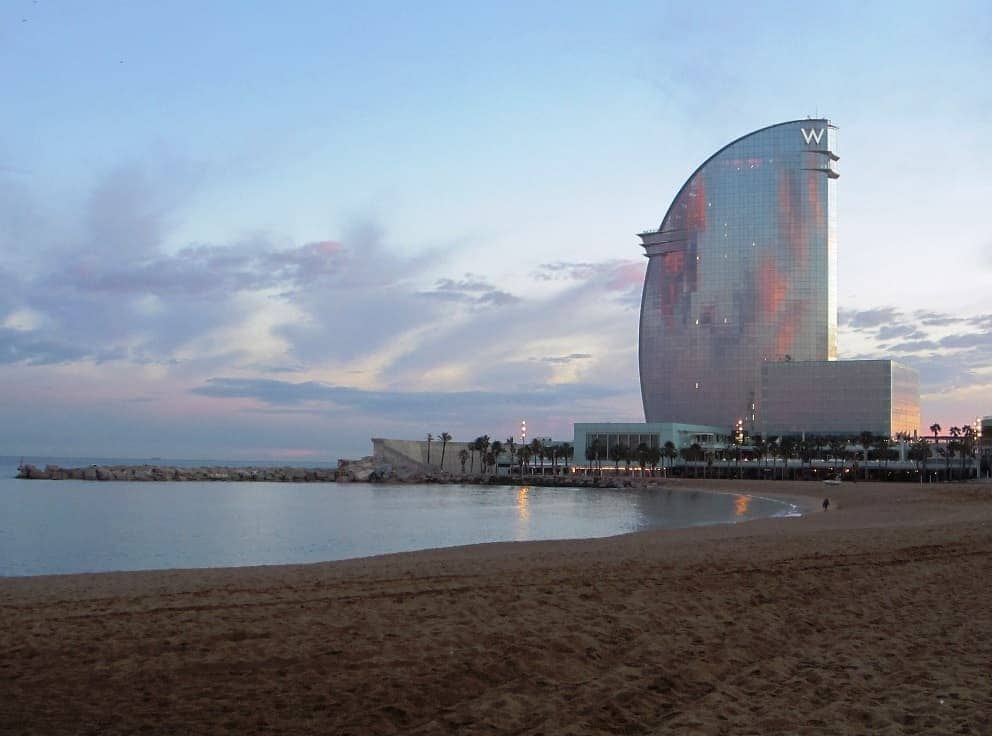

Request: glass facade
left=759, top=360, right=920, bottom=437
left=572, top=422, right=731, bottom=461
left=639, top=120, right=839, bottom=428
left=890, top=363, right=921, bottom=436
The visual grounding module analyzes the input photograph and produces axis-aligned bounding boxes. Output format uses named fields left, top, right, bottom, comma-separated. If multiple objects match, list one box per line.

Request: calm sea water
left=0, top=457, right=800, bottom=577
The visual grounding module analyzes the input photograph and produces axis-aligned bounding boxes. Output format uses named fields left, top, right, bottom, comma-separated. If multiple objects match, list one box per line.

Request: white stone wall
left=372, top=438, right=481, bottom=474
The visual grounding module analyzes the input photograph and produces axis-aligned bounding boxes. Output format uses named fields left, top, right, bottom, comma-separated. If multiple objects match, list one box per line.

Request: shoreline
left=3, top=480, right=991, bottom=734
left=1, top=481, right=815, bottom=580
left=14, top=458, right=966, bottom=485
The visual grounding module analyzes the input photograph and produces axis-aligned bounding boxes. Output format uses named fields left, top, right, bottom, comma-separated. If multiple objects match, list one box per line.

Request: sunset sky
left=2, top=2, right=990, bottom=460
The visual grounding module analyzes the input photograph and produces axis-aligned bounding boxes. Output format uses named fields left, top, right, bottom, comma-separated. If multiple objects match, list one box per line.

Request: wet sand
left=2, top=480, right=991, bottom=735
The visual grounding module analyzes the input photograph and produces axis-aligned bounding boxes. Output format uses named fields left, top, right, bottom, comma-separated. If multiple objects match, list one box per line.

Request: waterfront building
left=759, top=360, right=919, bottom=437
left=639, top=119, right=839, bottom=428
left=635, top=118, right=919, bottom=438
left=980, top=417, right=992, bottom=468
left=572, top=422, right=730, bottom=465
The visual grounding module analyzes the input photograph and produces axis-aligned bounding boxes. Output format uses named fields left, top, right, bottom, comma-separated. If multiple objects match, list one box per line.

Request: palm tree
left=859, top=431, right=874, bottom=480
left=519, top=445, right=533, bottom=474
left=559, top=442, right=573, bottom=473
left=426, top=433, right=433, bottom=465
left=458, top=448, right=469, bottom=474
left=780, top=437, right=797, bottom=480
left=439, top=432, right=452, bottom=470
left=948, top=426, right=961, bottom=480
left=813, top=436, right=826, bottom=463
left=610, top=442, right=628, bottom=474
left=874, top=436, right=891, bottom=472
left=505, top=437, right=517, bottom=475
left=960, top=426, right=975, bottom=480
left=478, top=435, right=491, bottom=472
left=585, top=439, right=602, bottom=476
left=489, top=440, right=503, bottom=474
left=929, top=423, right=942, bottom=477
left=636, top=443, right=650, bottom=477
left=529, top=439, right=542, bottom=473
left=828, top=438, right=846, bottom=477
left=469, top=437, right=481, bottom=473
left=935, top=444, right=947, bottom=480
left=752, top=436, right=768, bottom=477
left=688, top=443, right=703, bottom=477
left=894, top=431, right=909, bottom=464
left=647, top=445, right=662, bottom=476
left=546, top=443, right=557, bottom=474
left=909, top=438, right=931, bottom=479
left=663, top=441, right=677, bottom=476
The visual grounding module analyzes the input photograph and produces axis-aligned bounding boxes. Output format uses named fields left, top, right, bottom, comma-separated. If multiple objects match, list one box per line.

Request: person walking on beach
left=822, top=498, right=830, bottom=511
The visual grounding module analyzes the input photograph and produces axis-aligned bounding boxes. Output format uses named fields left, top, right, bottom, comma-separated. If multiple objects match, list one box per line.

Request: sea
left=0, top=456, right=802, bottom=577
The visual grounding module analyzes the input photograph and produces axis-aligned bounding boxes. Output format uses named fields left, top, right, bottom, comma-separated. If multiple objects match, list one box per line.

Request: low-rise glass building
left=759, top=359, right=920, bottom=437
left=573, top=422, right=731, bottom=464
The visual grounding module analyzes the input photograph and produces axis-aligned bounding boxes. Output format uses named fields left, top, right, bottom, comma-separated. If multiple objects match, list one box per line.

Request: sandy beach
left=2, top=480, right=991, bottom=735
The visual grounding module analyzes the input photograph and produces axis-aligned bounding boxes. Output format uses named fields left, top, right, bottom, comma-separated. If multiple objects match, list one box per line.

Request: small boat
left=823, top=474, right=842, bottom=486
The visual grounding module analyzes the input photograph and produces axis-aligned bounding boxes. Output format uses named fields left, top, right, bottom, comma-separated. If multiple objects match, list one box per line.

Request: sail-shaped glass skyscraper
left=638, top=119, right=840, bottom=429
left=574, top=119, right=916, bottom=457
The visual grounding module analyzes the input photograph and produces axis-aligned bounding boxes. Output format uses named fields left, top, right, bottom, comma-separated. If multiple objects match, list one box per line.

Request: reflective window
left=640, top=120, right=839, bottom=428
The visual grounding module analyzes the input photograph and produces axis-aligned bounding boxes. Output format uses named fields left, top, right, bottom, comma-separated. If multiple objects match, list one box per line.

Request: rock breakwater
left=15, top=458, right=638, bottom=487
left=16, top=461, right=366, bottom=482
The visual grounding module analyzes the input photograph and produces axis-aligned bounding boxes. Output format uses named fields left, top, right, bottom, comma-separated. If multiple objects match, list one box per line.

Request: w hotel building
left=637, top=119, right=919, bottom=438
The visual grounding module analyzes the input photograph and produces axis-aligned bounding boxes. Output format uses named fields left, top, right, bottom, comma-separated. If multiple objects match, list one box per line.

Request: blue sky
left=2, top=1, right=990, bottom=459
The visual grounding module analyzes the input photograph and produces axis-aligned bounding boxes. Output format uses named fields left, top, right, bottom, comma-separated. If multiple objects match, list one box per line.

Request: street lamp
left=735, top=419, right=744, bottom=478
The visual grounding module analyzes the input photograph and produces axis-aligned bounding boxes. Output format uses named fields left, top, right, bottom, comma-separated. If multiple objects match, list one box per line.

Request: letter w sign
left=801, top=127, right=825, bottom=145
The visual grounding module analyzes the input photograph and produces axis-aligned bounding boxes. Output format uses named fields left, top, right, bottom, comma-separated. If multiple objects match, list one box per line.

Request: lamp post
left=735, top=419, right=744, bottom=478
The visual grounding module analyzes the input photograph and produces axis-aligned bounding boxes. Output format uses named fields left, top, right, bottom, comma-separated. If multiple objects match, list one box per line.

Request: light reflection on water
left=0, top=476, right=800, bottom=576
left=515, top=486, right=531, bottom=540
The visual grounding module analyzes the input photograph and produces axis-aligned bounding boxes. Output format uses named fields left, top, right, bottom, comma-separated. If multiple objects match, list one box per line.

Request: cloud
left=532, top=259, right=645, bottom=309
left=192, top=376, right=628, bottom=421
left=0, top=327, right=91, bottom=365
left=534, top=353, right=592, bottom=364
left=939, top=331, right=992, bottom=349
left=241, top=360, right=309, bottom=374
left=1, top=153, right=648, bottom=446
left=54, top=239, right=348, bottom=299
left=533, top=261, right=602, bottom=281
left=418, top=274, right=520, bottom=307
left=915, top=310, right=966, bottom=327
left=837, top=303, right=992, bottom=413
left=2, top=162, right=452, bottom=371
left=888, top=339, right=940, bottom=352
left=839, top=307, right=902, bottom=329
left=876, top=324, right=924, bottom=341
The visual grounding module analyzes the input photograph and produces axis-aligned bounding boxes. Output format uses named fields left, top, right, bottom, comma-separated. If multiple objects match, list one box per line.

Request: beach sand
left=2, top=480, right=991, bottom=735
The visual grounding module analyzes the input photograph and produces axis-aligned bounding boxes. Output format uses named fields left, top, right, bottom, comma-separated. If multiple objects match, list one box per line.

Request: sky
left=2, top=1, right=990, bottom=460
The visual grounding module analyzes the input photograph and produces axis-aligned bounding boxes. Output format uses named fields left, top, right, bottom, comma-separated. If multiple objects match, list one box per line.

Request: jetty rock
left=15, top=463, right=341, bottom=482
left=335, top=456, right=392, bottom=482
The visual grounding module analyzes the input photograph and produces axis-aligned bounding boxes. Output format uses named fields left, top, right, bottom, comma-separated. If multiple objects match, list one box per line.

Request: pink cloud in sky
left=605, top=261, right=646, bottom=292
